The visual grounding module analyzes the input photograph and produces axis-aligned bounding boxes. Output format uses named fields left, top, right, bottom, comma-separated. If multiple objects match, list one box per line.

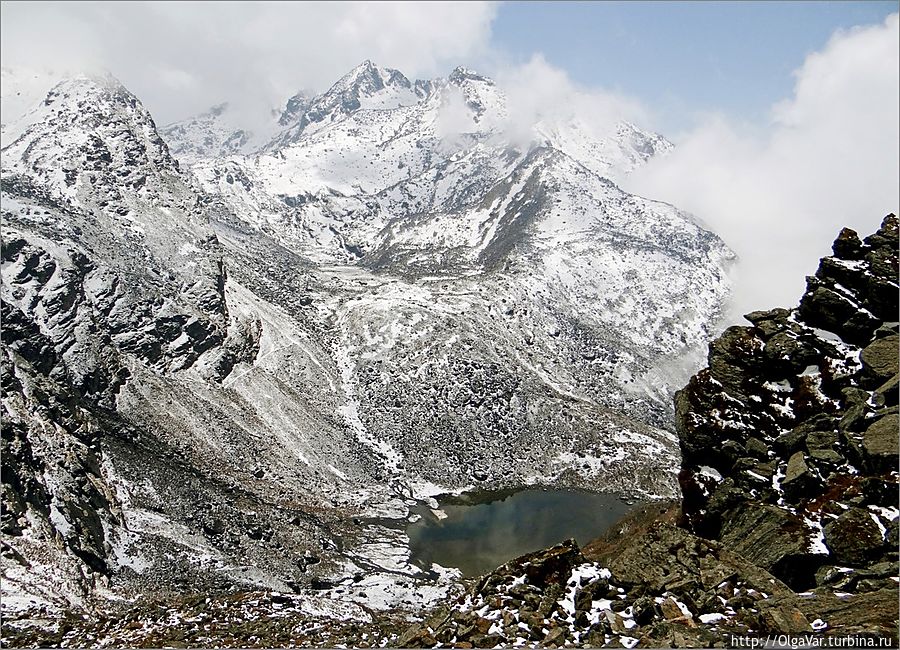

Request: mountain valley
left=0, top=59, right=776, bottom=644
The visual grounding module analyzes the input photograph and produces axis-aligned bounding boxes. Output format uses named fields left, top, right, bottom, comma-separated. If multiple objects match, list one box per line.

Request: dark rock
left=758, top=600, right=812, bottom=634
left=861, top=335, right=899, bottom=386
left=838, top=400, right=870, bottom=433
left=859, top=561, right=900, bottom=579
left=764, top=331, right=818, bottom=373
left=806, top=429, right=839, bottom=451
left=745, top=437, right=770, bottom=460
left=824, top=508, right=887, bottom=567
left=718, top=503, right=819, bottom=588
left=493, top=539, right=584, bottom=590
left=706, top=479, right=751, bottom=520
left=745, top=308, right=792, bottom=325
left=841, top=386, right=871, bottom=406
left=806, top=429, right=843, bottom=465
left=781, top=451, right=819, bottom=502
left=774, top=428, right=807, bottom=455
left=707, top=326, right=766, bottom=398
left=859, top=478, right=898, bottom=508
left=832, top=228, right=864, bottom=260
left=745, top=308, right=792, bottom=339
left=861, top=414, right=899, bottom=473
left=873, top=373, right=899, bottom=407
left=798, top=282, right=879, bottom=346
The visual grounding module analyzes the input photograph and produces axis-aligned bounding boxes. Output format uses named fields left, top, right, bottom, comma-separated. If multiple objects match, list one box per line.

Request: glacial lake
left=407, top=488, right=635, bottom=577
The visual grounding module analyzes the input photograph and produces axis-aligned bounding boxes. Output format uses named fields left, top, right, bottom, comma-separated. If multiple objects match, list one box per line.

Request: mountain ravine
left=2, top=60, right=736, bottom=639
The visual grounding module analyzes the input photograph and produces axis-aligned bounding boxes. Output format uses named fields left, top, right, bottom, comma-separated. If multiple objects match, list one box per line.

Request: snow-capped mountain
left=1, top=62, right=731, bottom=619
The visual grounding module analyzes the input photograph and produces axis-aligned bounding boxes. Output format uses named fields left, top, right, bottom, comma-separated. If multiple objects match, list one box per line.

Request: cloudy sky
left=1, top=1, right=897, bottom=320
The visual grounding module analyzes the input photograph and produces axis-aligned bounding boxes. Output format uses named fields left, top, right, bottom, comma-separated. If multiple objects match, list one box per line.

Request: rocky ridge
left=677, top=214, right=898, bottom=592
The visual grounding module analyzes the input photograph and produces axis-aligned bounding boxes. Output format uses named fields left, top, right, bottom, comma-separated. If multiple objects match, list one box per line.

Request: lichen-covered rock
left=861, top=335, right=900, bottom=386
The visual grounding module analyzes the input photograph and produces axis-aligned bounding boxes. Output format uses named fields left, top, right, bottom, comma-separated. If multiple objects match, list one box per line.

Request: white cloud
left=435, top=85, right=478, bottom=143
left=491, top=54, right=650, bottom=147
left=624, top=13, right=900, bottom=322
left=0, top=1, right=497, bottom=126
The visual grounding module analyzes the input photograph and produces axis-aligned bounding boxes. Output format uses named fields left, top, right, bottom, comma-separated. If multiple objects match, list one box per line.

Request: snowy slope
left=2, top=62, right=732, bottom=619
left=0, top=72, right=450, bottom=617
left=170, top=61, right=733, bottom=502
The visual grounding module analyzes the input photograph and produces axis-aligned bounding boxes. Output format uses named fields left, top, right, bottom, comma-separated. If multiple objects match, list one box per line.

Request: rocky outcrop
left=396, top=523, right=869, bottom=648
left=676, top=216, right=898, bottom=596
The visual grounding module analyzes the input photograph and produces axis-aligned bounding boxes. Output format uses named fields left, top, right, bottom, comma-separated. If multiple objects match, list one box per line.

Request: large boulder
left=707, top=326, right=766, bottom=398
left=718, top=503, right=821, bottom=588
left=477, top=537, right=585, bottom=591
left=824, top=508, right=888, bottom=567
left=781, top=451, right=820, bottom=501
left=860, top=335, right=899, bottom=387
left=862, top=414, right=899, bottom=473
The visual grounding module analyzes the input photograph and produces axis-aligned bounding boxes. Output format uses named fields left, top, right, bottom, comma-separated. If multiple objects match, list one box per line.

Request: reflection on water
left=407, top=489, right=634, bottom=577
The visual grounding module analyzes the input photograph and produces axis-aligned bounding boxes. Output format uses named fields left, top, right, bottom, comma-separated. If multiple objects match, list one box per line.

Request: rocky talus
left=395, top=216, right=898, bottom=648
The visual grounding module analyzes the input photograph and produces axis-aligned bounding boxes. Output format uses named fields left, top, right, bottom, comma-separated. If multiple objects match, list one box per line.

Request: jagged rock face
left=676, top=214, right=899, bottom=591
left=1, top=75, right=273, bottom=613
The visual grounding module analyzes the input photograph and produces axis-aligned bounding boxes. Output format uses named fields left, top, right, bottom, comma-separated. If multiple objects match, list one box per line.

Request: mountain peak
left=335, top=59, right=412, bottom=95
left=269, top=61, right=416, bottom=143
left=449, top=66, right=493, bottom=86
left=3, top=70, right=179, bottom=199
left=46, top=71, right=130, bottom=98
left=278, top=90, right=312, bottom=126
